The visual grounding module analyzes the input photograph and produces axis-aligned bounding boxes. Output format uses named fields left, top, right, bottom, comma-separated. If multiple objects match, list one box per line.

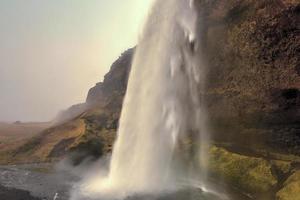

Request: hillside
left=0, top=48, right=134, bottom=165
left=0, top=122, right=50, bottom=149
left=0, top=122, right=50, bottom=163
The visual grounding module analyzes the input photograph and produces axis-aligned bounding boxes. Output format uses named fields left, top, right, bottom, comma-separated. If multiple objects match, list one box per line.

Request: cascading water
left=72, top=0, right=213, bottom=199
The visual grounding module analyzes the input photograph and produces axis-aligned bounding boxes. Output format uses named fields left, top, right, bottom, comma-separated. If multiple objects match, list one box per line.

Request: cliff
left=1, top=1, right=299, bottom=199
left=197, top=1, right=300, bottom=198
left=86, top=48, right=134, bottom=105
left=199, top=0, right=300, bottom=156
left=51, top=48, right=134, bottom=126
left=47, top=1, right=300, bottom=162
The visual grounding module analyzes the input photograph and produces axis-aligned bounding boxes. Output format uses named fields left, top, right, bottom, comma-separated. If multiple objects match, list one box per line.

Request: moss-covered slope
left=0, top=48, right=133, bottom=165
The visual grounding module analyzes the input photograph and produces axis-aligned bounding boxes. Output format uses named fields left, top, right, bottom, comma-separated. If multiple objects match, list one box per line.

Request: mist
left=0, top=0, right=152, bottom=122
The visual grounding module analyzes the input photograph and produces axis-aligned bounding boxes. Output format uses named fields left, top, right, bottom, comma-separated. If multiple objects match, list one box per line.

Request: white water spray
left=73, top=0, right=210, bottom=199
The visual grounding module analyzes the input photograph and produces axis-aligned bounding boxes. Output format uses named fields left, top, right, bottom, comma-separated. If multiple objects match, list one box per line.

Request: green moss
left=276, top=181, right=300, bottom=200
left=271, top=160, right=292, bottom=175
left=69, top=138, right=104, bottom=166
left=13, top=135, right=43, bottom=155
left=284, top=171, right=300, bottom=186
left=276, top=171, right=300, bottom=200
left=208, top=146, right=277, bottom=193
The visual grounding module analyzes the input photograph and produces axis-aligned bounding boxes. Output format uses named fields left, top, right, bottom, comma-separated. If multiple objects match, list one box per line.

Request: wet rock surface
left=208, top=146, right=278, bottom=194
left=0, top=163, right=252, bottom=200
left=0, top=164, right=76, bottom=200
left=0, top=184, right=41, bottom=200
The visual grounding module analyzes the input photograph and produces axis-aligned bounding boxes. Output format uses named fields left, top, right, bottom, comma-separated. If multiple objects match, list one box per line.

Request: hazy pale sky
left=0, top=0, right=152, bottom=122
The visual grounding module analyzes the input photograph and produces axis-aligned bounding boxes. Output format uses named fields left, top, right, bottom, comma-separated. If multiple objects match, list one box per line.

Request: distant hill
left=0, top=122, right=50, bottom=163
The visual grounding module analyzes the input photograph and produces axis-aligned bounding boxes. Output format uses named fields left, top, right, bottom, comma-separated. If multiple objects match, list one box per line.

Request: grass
left=0, top=122, right=50, bottom=151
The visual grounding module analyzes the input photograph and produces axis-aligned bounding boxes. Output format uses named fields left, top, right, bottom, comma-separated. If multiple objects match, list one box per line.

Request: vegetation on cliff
left=0, top=1, right=299, bottom=199
left=0, top=48, right=134, bottom=165
left=208, top=146, right=277, bottom=194
left=276, top=170, right=300, bottom=200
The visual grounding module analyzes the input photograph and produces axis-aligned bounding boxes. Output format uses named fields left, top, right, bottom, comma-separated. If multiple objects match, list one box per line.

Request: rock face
left=197, top=0, right=300, bottom=155
left=86, top=48, right=134, bottom=105
left=51, top=48, right=135, bottom=126
left=52, top=103, right=87, bottom=125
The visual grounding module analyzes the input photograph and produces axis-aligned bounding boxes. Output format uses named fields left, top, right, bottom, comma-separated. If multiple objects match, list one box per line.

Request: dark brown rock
left=201, top=0, right=300, bottom=155
left=86, top=48, right=135, bottom=105
left=0, top=185, right=41, bottom=200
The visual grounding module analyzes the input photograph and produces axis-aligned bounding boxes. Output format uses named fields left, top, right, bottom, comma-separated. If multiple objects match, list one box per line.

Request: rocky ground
left=0, top=163, right=250, bottom=200
left=2, top=145, right=300, bottom=200
left=0, top=184, right=41, bottom=200
left=0, top=164, right=77, bottom=200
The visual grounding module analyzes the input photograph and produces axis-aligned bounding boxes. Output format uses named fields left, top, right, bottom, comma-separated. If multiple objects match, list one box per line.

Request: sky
left=0, top=0, right=153, bottom=122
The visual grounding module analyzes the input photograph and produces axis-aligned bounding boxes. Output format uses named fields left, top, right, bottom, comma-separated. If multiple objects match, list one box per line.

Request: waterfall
left=73, top=0, right=210, bottom=199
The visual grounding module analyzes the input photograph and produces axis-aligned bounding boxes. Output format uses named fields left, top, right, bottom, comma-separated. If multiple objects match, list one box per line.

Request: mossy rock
left=68, top=138, right=104, bottom=166
left=208, top=146, right=277, bottom=194
left=276, top=170, right=300, bottom=200
left=271, top=160, right=292, bottom=175
left=284, top=171, right=300, bottom=185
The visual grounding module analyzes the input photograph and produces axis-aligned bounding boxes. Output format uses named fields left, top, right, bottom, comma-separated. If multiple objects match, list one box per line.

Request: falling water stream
left=72, top=0, right=227, bottom=199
